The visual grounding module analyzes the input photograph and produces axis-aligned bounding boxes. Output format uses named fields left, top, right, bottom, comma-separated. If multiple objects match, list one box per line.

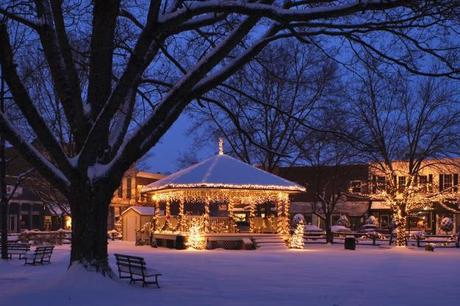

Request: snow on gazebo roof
left=142, top=153, right=305, bottom=193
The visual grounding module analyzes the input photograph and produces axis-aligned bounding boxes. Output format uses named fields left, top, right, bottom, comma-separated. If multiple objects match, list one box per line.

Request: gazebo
left=141, top=146, right=305, bottom=239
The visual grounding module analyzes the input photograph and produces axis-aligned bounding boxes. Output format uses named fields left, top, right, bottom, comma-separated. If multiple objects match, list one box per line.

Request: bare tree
left=0, top=1, right=459, bottom=271
left=294, top=103, right=362, bottom=243
left=189, top=40, right=341, bottom=171
left=348, top=65, right=460, bottom=246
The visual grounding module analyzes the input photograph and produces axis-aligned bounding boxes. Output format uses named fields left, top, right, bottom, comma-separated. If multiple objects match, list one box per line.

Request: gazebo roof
left=142, top=154, right=305, bottom=193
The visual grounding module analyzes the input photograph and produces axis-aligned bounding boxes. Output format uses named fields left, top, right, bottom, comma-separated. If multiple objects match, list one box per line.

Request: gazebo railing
left=249, top=216, right=278, bottom=233
left=154, top=215, right=238, bottom=234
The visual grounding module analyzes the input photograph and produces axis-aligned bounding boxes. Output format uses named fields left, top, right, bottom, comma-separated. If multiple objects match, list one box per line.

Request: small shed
left=121, top=206, right=155, bottom=241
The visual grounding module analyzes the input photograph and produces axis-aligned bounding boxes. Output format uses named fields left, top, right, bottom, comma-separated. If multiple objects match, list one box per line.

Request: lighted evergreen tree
left=187, top=220, right=206, bottom=250
left=289, top=220, right=304, bottom=249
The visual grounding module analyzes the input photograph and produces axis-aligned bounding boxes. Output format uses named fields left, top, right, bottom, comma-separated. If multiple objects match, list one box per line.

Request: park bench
left=415, top=234, right=460, bottom=248
left=23, top=246, right=55, bottom=265
left=114, top=253, right=162, bottom=288
left=0, top=242, right=30, bottom=259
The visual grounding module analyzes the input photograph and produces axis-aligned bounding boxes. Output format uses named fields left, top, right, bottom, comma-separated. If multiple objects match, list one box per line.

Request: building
left=277, top=159, right=460, bottom=234
left=4, top=145, right=163, bottom=233
left=368, top=159, right=460, bottom=234
left=276, top=164, right=371, bottom=231
left=109, top=170, right=164, bottom=230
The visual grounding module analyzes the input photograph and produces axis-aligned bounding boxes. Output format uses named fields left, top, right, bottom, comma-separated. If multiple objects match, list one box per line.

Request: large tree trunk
left=325, top=214, right=333, bottom=244
left=68, top=183, right=113, bottom=272
left=394, top=206, right=407, bottom=247
left=0, top=74, right=7, bottom=260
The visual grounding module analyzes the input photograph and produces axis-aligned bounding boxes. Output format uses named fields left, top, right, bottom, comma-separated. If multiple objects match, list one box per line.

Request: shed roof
left=121, top=206, right=155, bottom=216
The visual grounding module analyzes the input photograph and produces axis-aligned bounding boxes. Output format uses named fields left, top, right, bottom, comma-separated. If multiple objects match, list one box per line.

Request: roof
left=136, top=171, right=165, bottom=180
left=121, top=206, right=155, bottom=216
left=142, top=154, right=305, bottom=193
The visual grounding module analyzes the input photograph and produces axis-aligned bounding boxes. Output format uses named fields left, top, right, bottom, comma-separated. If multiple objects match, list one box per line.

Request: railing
left=249, top=216, right=278, bottom=233
left=17, top=230, right=72, bottom=245
left=154, top=215, right=238, bottom=233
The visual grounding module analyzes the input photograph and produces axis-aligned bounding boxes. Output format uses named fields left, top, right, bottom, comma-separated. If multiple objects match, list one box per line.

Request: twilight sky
left=138, top=113, right=214, bottom=174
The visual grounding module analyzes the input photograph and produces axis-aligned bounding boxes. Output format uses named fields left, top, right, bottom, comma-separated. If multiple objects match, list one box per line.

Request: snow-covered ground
left=1, top=241, right=459, bottom=306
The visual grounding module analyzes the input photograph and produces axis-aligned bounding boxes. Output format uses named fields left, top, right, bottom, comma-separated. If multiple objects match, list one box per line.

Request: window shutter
left=428, top=174, right=433, bottom=192
left=372, top=176, right=377, bottom=193
left=439, top=174, right=444, bottom=192
left=454, top=174, right=458, bottom=192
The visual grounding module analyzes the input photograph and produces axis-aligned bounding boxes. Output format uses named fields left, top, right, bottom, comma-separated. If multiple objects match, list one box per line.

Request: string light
left=149, top=188, right=295, bottom=235
left=144, top=183, right=305, bottom=193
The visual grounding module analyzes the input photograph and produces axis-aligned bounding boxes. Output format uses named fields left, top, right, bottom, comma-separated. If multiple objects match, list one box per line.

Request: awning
left=370, top=201, right=391, bottom=210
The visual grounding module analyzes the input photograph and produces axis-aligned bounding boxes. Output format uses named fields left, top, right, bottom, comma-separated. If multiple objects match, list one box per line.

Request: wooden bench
left=0, top=243, right=30, bottom=259
left=415, top=235, right=459, bottom=248
left=114, top=254, right=162, bottom=288
left=24, top=246, right=54, bottom=265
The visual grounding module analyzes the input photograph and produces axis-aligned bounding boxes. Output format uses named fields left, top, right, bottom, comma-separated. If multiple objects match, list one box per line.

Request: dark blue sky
left=138, top=113, right=214, bottom=174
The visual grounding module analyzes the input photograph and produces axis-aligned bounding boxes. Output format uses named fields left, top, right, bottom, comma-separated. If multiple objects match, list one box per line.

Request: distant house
left=277, top=160, right=460, bottom=234
left=368, top=159, right=460, bottom=234
left=109, top=170, right=164, bottom=230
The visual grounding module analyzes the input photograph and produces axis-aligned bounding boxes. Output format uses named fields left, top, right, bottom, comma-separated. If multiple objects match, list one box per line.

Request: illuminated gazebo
left=141, top=147, right=305, bottom=237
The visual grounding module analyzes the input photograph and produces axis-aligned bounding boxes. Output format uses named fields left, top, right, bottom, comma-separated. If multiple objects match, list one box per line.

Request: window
left=439, top=174, right=458, bottom=192
left=398, top=176, right=406, bottom=193
left=126, top=177, right=132, bottom=199
left=418, top=175, right=428, bottom=193
left=350, top=180, right=362, bottom=193
left=376, top=176, right=385, bottom=192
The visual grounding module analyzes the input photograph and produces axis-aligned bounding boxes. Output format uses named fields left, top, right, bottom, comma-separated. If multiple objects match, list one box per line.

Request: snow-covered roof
left=121, top=206, right=155, bottom=216
left=142, top=154, right=305, bottom=193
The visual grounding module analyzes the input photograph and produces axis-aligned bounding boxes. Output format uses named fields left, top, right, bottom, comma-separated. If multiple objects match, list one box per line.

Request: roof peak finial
left=218, top=138, right=224, bottom=155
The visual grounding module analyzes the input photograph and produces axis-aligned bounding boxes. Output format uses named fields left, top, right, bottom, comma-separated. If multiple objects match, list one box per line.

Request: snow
left=2, top=241, right=459, bottom=306
left=142, top=153, right=305, bottom=192
left=331, top=225, right=352, bottom=233
left=304, top=224, right=324, bottom=232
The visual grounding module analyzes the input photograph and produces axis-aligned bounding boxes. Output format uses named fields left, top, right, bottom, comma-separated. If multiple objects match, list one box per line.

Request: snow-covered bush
left=336, top=215, right=351, bottom=228
left=365, top=215, right=379, bottom=226
left=292, top=214, right=305, bottom=226
left=304, top=224, right=324, bottom=233
left=440, top=217, right=453, bottom=233
left=331, top=225, right=352, bottom=234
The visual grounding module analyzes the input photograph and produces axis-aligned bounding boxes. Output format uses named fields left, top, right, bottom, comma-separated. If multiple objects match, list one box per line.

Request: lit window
left=418, top=175, right=428, bottom=193
left=350, top=180, right=362, bottom=193
left=398, top=176, right=406, bottom=193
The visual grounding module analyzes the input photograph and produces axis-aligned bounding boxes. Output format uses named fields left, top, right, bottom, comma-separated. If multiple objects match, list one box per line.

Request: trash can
left=344, top=237, right=356, bottom=250
left=175, top=234, right=186, bottom=250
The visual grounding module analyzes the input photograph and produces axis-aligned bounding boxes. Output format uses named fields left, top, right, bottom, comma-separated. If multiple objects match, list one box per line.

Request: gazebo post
left=249, top=202, right=256, bottom=233
left=179, top=196, right=185, bottom=232
left=227, top=199, right=237, bottom=233
left=165, top=199, right=171, bottom=217
left=204, top=197, right=210, bottom=233
left=276, top=193, right=289, bottom=236
left=153, top=199, right=160, bottom=231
